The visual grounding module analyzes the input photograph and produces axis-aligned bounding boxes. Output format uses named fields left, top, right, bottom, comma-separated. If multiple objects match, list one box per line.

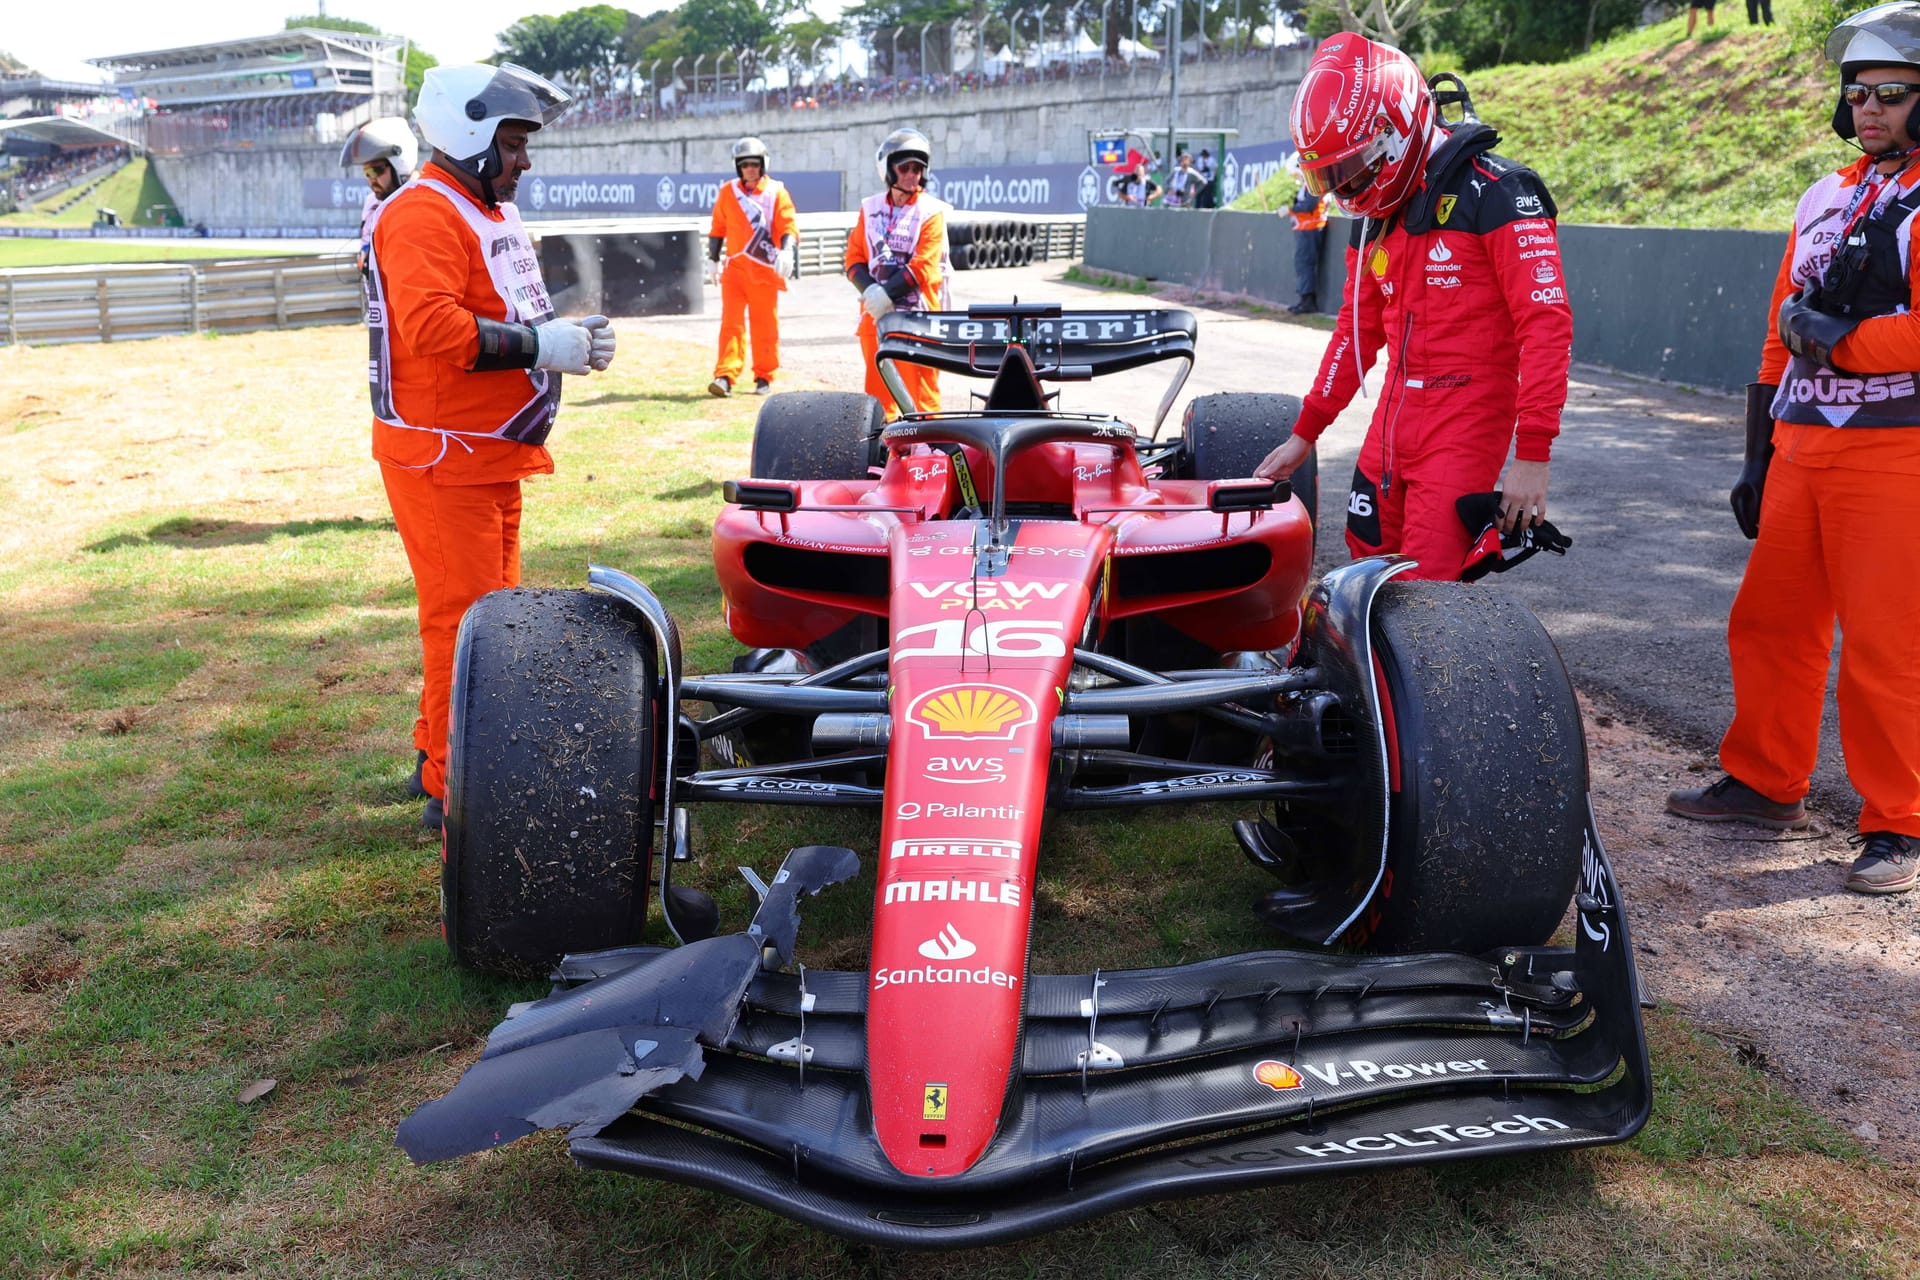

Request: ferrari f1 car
left=398, top=303, right=1650, bottom=1247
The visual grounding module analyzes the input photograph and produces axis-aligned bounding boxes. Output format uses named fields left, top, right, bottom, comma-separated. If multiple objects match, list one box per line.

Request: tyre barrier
left=950, top=217, right=1056, bottom=271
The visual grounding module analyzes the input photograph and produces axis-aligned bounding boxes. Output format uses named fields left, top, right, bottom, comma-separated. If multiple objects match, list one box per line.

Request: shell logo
left=1253, top=1060, right=1305, bottom=1091
left=907, top=683, right=1037, bottom=741
left=1369, top=245, right=1390, bottom=278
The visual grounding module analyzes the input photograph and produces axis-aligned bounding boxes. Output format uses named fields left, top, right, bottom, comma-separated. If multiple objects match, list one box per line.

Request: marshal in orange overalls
left=844, top=189, right=950, bottom=417
left=1722, top=153, right=1920, bottom=839
left=708, top=174, right=798, bottom=387
left=369, top=160, right=558, bottom=807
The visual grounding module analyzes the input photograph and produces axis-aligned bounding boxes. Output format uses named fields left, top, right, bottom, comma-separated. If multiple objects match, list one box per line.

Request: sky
left=7, top=1, right=852, bottom=85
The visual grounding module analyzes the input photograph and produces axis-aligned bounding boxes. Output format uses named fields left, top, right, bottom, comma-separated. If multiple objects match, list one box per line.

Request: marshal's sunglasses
left=1843, top=81, right=1920, bottom=107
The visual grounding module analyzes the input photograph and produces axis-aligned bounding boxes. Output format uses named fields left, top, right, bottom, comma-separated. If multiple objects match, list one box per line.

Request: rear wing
left=874, top=302, right=1196, bottom=436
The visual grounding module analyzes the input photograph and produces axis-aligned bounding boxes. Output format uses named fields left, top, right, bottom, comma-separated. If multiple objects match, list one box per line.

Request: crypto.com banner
left=929, top=143, right=1298, bottom=214
left=926, top=163, right=1116, bottom=214
left=1213, top=139, right=1295, bottom=206
left=304, top=170, right=844, bottom=215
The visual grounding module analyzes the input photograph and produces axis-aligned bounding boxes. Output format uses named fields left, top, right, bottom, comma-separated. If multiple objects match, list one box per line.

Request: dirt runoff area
left=1582, top=692, right=1920, bottom=1164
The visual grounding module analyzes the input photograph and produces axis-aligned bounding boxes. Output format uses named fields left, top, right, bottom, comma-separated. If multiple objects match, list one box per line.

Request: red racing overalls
left=1290, top=123, right=1574, bottom=579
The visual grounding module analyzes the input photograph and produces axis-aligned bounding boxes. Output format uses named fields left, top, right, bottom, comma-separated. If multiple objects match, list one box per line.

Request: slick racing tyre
left=443, top=588, right=657, bottom=976
left=1183, top=391, right=1317, bottom=550
left=750, top=390, right=886, bottom=480
left=1351, top=580, right=1586, bottom=954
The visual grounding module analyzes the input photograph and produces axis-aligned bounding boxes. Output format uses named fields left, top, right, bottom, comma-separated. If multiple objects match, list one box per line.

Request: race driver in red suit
left=1255, top=33, right=1573, bottom=579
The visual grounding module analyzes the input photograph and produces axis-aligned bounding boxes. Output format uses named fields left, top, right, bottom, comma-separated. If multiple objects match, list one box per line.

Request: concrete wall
left=1085, top=207, right=1788, bottom=394
left=151, top=51, right=1311, bottom=232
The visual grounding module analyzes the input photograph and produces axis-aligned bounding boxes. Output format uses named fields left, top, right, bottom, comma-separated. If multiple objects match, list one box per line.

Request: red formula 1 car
left=398, top=303, right=1650, bottom=1248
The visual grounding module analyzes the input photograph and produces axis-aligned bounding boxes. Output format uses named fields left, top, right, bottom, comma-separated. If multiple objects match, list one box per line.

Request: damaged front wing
left=399, top=822, right=1650, bottom=1248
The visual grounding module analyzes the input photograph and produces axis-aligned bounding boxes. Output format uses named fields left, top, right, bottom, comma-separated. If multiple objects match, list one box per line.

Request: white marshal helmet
left=1827, top=3, right=1920, bottom=145
left=338, top=116, right=418, bottom=177
left=414, top=62, right=572, bottom=189
left=876, top=126, right=932, bottom=187
left=731, top=136, right=768, bottom=172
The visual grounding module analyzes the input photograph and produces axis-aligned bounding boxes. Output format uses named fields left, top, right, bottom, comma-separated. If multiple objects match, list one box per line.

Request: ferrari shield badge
left=923, top=1083, right=949, bottom=1121
left=1437, top=195, right=1456, bottom=225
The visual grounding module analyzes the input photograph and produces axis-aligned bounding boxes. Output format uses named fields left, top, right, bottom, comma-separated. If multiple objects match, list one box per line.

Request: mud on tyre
left=1352, top=579, right=1586, bottom=953
left=750, top=390, right=886, bottom=480
left=1183, top=391, right=1318, bottom=544
left=443, top=588, right=657, bottom=976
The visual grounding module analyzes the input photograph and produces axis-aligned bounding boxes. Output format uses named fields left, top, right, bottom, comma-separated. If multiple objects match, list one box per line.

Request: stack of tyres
left=948, top=218, right=1040, bottom=270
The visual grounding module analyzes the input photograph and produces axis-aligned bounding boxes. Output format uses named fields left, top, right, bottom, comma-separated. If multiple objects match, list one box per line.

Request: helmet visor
left=474, top=63, right=573, bottom=130
left=1301, top=135, right=1387, bottom=202
left=1827, top=3, right=1920, bottom=69
left=340, top=133, right=402, bottom=168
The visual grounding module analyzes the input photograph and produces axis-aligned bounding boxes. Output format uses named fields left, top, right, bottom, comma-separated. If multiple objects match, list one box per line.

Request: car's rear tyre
left=750, top=390, right=885, bottom=480
left=443, top=588, right=657, bottom=976
left=1183, top=391, right=1317, bottom=545
left=1351, top=580, right=1586, bottom=953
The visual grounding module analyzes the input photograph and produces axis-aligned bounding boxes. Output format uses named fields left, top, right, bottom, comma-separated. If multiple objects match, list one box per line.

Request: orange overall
left=1723, top=156, right=1920, bottom=837
left=369, top=161, right=555, bottom=803
left=845, top=191, right=949, bottom=417
left=708, top=176, right=797, bottom=385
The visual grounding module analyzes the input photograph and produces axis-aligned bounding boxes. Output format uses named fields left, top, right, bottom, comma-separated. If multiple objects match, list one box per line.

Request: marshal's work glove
left=1778, top=290, right=1861, bottom=374
left=863, top=283, right=893, bottom=321
left=533, top=318, right=595, bottom=375
left=776, top=245, right=796, bottom=278
left=1731, top=381, right=1777, bottom=540
left=582, top=314, right=616, bottom=372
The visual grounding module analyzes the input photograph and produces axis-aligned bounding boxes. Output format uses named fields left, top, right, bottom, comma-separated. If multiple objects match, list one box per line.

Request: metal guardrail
left=1, top=217, right=1085, bottom=348
left=1, top=254, right=364, bottom=347
left=789, top=213, right=1084, bottom=276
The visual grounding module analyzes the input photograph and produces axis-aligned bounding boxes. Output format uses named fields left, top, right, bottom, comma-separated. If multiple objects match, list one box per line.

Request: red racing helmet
left=1289, top=33, right=1436, bottom=219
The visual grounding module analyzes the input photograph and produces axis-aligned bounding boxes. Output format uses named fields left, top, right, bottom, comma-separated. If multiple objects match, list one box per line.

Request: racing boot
left=708, top=375, right=733, bottom=398
left=1665, top=774, right=1809, bottom=830
left=1845, top=832, right=1917, bottom=895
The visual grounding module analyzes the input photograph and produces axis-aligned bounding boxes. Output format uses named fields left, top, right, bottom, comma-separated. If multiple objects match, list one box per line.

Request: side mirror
left=1207, top=478, right=1288, bottom=512
left=723, top=479, right=800, bottom=512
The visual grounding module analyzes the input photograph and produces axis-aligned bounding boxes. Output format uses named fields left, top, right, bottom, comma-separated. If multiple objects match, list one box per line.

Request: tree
left=494, top=6, right=633, bottom=77
left=1303, top=0, right=1440, bottom=45
left=621, top=8, right=682, bottom=63
left=1427, top=0, right=1640, bottom=70
left=284, top=15, right=437, bottom=103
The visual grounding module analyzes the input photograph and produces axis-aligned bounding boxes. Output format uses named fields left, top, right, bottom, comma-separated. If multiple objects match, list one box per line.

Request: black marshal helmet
left=1828, top=2, right=1920, bottom=149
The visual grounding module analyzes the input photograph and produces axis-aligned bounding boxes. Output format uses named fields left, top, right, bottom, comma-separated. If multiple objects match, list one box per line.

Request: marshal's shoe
left=1845, top=831, right=1917, bottom=895
left=1665, top=774, right=1810, bottom=830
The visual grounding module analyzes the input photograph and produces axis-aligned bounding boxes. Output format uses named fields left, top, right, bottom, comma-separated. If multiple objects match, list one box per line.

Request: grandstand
left=89, top=30, right=406, bottom=156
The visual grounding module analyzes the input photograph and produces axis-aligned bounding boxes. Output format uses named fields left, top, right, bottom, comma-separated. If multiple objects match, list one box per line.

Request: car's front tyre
left=443, top=588, right=657, bottom=976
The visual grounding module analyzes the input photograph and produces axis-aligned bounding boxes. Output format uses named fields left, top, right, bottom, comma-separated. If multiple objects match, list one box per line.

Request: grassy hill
left=1, top=156, right=180, bottom=229
left=1237, top=10, right=1840, bottom=230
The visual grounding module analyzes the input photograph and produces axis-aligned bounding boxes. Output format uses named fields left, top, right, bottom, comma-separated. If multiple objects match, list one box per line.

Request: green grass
left=1233, top=2, right=1840, bottom=230
left=2, top=156, right=180, bottom=229
left=0, top=241, right=296, bottom=267
left=2, top=319, right=1914, bottom=1276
